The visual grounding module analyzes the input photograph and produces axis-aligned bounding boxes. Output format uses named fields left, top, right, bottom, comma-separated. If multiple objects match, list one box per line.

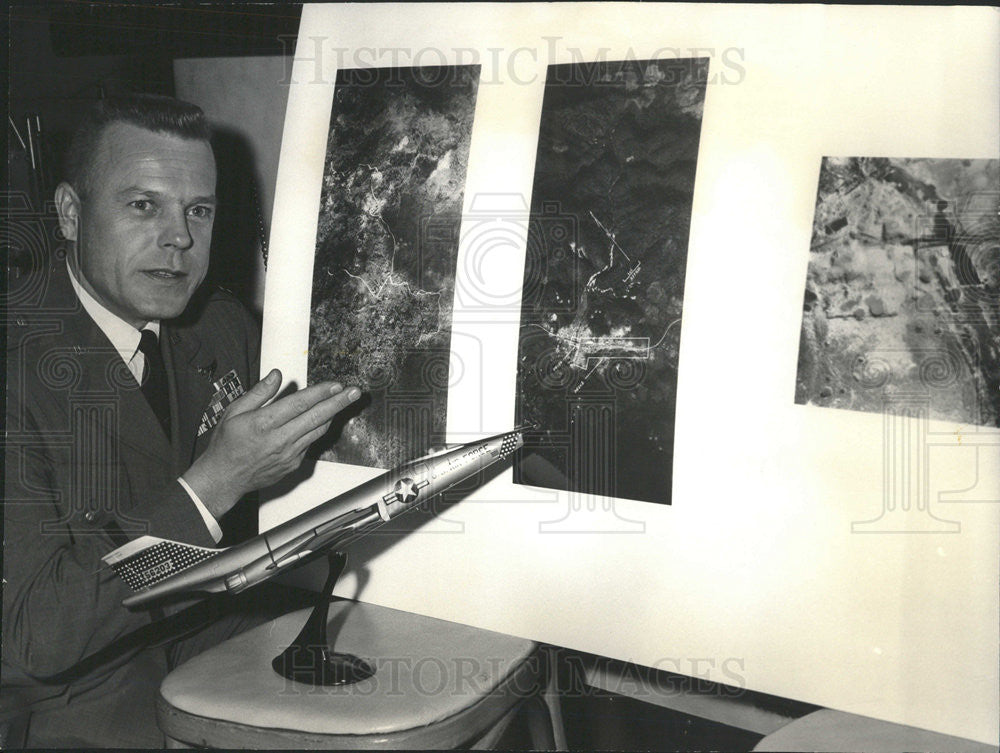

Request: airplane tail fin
left=102, top=536, right=223, bottom=593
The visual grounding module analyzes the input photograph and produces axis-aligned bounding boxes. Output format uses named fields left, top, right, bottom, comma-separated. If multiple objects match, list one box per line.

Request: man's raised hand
left=182, top=369, right=360, bottom=518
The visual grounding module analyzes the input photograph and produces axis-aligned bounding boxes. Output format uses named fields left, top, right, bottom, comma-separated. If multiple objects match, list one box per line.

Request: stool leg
left=470, top=705, right=521, bottom=750
left=526, top=696, right=557, bottom=750
left=471, top=698, right=557, bottom=751
left=542, top=646, right=568, bottom=751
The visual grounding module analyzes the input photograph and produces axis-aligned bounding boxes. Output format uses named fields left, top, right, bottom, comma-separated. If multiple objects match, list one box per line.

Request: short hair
left=64, top=94, right=212, bottom=197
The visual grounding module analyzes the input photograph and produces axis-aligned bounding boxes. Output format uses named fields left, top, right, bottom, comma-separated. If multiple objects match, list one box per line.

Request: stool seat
left=158, top=600, right=546, bottom=749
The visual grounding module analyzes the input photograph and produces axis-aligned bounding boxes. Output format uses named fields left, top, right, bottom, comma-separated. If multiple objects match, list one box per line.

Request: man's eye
left=188, top=206, right=214, bottom=220
left=129, top=199, right=153, bottom=211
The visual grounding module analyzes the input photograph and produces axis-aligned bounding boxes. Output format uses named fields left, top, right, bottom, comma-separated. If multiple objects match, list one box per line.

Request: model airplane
left=103, top=426, right=529, bottom=609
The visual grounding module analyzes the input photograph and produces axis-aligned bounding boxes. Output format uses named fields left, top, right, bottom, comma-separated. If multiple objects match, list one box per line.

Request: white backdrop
left=260, top=4, right=1000, bottom=743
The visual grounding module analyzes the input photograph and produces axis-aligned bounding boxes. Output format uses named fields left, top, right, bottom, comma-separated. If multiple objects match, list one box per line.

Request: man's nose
left=159, top=208, right=194, bottom=251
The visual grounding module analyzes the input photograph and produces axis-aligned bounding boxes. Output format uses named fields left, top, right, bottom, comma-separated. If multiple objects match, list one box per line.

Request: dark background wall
left=6, top=2, right=301, bottom=313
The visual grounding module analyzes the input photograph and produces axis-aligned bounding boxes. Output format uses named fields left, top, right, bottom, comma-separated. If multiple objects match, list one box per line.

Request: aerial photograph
left=796, top=157, right=999, bottom=426
left=309, top=65, right=480, bottom=467
left=514, top=58, right=708, bottom=505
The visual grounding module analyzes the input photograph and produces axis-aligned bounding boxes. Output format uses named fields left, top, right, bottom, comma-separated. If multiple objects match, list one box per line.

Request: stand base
left=271, top=551, right=376, bottom=686
left=272, top=647, right=376, bottom=686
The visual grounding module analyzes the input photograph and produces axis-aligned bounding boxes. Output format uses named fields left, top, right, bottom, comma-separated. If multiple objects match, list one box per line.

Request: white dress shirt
left=67, top=262, right=223, bottom=543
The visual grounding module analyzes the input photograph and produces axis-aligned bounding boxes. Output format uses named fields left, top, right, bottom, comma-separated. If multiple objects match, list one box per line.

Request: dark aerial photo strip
left=796, top=157, right=999, bottom=426
left=515, top=58, right=708, bottom=505
left=308, top=65, right=480, bottom=467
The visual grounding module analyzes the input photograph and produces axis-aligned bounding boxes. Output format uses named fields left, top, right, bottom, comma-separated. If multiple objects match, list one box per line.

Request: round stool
left=157, top=600, right=558, bottom=749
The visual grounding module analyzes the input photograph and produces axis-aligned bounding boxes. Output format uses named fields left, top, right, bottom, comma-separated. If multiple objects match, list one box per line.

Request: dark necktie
left=137, top=329, right=171, bottom=438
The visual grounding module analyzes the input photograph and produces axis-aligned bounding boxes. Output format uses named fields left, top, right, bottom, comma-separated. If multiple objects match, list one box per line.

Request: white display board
left=260, top=4, right=1000, bottom=743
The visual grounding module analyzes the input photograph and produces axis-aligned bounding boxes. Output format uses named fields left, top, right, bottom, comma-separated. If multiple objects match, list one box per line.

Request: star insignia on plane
left=382, top=477, right=429, bottom=507
left=393, top=477, right=420, bottom=504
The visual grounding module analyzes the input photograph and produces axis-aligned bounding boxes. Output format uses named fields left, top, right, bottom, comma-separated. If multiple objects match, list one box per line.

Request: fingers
left=226, top=369, right=282, bottom=418
left=277, top=386, right=361, bottom=445
left=212, top=380, right=360, bottom=489
left=261, top=410, right=343, bottom=483
left=287, top=417, right=337, bottom=458
left=276, top=408, right=344, bottom=476
left=258, top=381, right=356, bottom=431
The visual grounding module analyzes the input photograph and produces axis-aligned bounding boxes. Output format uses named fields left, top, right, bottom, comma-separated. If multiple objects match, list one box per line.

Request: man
left=3, top=95, right=358, bottom=747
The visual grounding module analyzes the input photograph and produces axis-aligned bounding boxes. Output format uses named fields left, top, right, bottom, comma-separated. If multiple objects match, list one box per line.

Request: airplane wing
left=102, top=536, right=224, bottom=593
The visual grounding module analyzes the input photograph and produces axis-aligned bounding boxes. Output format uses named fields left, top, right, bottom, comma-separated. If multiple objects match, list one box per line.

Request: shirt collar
left=66, top=261, right=160, bottom=364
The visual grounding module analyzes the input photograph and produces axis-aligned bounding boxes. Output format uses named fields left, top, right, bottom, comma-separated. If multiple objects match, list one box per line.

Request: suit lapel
left=164, top=324, right=216, bottom=473
left=42, top=263, right=174, bottom=468
left=41, top=262, right=250, bottom=494
left=88, top=331, right=174, bottom=470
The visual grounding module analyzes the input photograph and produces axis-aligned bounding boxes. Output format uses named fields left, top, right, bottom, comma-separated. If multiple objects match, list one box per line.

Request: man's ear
left=54, top=182, right=81, bottom=243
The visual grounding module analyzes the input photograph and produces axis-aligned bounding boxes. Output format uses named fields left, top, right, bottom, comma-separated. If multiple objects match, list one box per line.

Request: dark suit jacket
left=3, top=258, right=260, bottom=746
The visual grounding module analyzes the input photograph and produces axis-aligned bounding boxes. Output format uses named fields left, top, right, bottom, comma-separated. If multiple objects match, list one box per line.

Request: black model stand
left=271, top=551, right=376, bottom=686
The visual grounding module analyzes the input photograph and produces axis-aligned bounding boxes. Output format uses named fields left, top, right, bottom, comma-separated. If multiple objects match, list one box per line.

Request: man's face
left=60, top=122, right=217, bottom=328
